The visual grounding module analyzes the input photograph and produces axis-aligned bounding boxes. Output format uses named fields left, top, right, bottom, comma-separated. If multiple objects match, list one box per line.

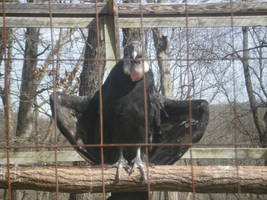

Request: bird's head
left=123, top=41, right=149, bottom=82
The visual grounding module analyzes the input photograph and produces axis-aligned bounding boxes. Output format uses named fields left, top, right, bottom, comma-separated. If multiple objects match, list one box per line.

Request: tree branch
left=223, top=44, right=267, bottom=59
left=0, top=165, right=266, bottom=194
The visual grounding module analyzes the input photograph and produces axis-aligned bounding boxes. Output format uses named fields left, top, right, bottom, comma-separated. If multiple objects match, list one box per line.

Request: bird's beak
left=132, top=51, right=137, bottom=60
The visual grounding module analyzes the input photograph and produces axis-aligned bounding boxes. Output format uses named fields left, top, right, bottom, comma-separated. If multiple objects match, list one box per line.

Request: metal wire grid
left=2, top=0, right=11, bottom=199
left=95, top=0, right=106, bottom=198
left=48, top=0, right=60, bottom=198
left=229, top=0, right=241, bottom=195
left=1, top=0, right=266, bottom=199
left=184, top=1, right=196, bottom=198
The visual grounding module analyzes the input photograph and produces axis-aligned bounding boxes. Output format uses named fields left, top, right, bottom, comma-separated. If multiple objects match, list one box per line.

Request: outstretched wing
left=150, top=98, right=209, bottom=165
left=50, top=92, right=99, bottom=164
left=50, top=92, right=209, bottom=166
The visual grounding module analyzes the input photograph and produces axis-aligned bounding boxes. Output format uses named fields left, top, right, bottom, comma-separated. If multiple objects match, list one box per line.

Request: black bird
left=52, top=41, right=156, bottom=180
left=101, top=40, right=155, bottom=180
left=50, top=40, right=209, bottom=199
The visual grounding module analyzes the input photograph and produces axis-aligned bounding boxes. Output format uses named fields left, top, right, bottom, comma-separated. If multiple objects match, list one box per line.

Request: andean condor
left=50, top=40, right=209, bottom=199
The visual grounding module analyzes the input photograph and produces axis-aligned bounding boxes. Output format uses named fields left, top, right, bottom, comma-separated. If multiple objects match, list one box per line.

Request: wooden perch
left=0, top=165, right=266, bottom=194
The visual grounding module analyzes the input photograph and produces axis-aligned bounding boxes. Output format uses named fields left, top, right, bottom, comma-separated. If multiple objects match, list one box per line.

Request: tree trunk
left=16, top=27, right=40, bottom=138
left=0, top=27, right=13, bottom=126
left=152, top=28, right=172, bottom=98
left=122, top=28, right=142, bottom=47
left=79, top=18, right=106, bottom=96
left=122, top=0, right=142, bottom=47
left=16, top=28, right=72, bottom=140
left=0, top=27, right=13, bottom=128
left=241, top=27, right=267, bottom=149
left=0, top=166, right=266, bottom=194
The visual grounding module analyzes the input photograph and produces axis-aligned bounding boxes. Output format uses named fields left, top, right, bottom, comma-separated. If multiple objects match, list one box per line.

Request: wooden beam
left=2, top=15, right=267, bottom=28
left=187, top=148, right=267, bottom=159
left=1, top=17, right=95, bottom=28
left=0, top=148, right=266, bottom=164
left=109, top=0, right=120, bottom=60
left=1, top=2, right=267, bottom=17
left=0, top=3, right=108, bottom=17
left=1, top=2, right=267, bottom=28
left=0, top=165, right=266, bottom=194
left=0, top=151, right=83, bottom=164
left=117, top=2, right=267, bottom=16
left=104, top=17, right=117, bottom=75
left=118, top=15, right=267, bottom=28
left=103, top=0, right=120, bottom=76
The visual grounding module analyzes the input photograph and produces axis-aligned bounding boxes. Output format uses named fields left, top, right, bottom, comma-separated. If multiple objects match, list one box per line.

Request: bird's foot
left=111, top=157, right=129, bottom=181
left=130, top=157, right=147, bottom=181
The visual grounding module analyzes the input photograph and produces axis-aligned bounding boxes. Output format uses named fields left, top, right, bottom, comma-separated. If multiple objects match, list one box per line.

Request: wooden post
left=104, top=0, right=121, bottom=76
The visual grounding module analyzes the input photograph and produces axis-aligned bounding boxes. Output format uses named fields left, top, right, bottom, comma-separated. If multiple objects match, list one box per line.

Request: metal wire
left=2, top=0, right=11, bottom=199
left=95, top=0, right=106, bottom=199
left=185, top=0, right=196, bottom=199
left=138, top=0, right=151, bottom=199
left=229, top=0, right=241, bottom=195
left=2, top=0, right=266, bottom=199
left=1, top=56, right=265, bottom=63
left=48, top=0, right=59, bottom=198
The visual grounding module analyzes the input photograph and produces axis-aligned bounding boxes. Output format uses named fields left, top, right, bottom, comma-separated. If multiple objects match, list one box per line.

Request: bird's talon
left=130, top=157, right=147, bottom=181
left=112, top=157, right=129, bottom=181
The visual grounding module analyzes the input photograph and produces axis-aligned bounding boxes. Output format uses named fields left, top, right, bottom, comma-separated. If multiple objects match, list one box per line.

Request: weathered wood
left=109, top=0, right=120, bottom=60
left=118, top=15, right=267, bottom=28
left=188, top=148, right=267, bottom=160
left=1, top=2, right=267, bottom=17
left=0, top=148, right=266, bottom=164
left=104, top=17, right=117, bottom=75
left=2, top=15, right=267, bottom=28
left=117, top=2, right=267, bottom=16
left=0, top=165, right=266, bottom=194
left=0, top=151, right=82, bottom=164
left=104, top=0, right=120, bottom=75
left=1, top=2, right=267, bottom=28
left=1, top=17, right=95, bottom=28
left=0, top=3, right=108, bottom=17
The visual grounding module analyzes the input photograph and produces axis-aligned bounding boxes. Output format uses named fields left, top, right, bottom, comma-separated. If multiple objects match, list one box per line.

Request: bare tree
left=152, top=28, right=172, bottom=98
left=79, top=19, right=106, bottom=96
left=241, top=26, right=267, bottom=151
left=16, top=27, right=40, bottom=138
left=0, top=28, right=13, bottom=122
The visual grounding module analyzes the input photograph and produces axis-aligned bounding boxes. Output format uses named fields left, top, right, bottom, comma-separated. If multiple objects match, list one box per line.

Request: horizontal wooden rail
left=1, top=2, right=267, bottom=17
left=1, top=2, right=267, bottom=28
left=0, top=148, right=266, bottom=164
left=0, top=165, right=266, bottom=193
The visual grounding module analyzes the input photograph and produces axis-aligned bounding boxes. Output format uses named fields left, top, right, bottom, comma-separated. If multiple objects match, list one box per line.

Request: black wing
left=50, top=92, right=209, bottom=165
left=150, top=97, right=209, bottom=165
left=50, top=92, right=99, bottom=164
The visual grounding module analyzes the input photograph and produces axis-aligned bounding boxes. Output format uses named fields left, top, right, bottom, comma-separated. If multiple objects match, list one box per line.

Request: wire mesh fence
left=1, top=0, right=267, bottom=200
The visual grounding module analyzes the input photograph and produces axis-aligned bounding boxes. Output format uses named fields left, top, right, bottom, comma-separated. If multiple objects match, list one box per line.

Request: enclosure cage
left=0, top=0, right=267, bottom=200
